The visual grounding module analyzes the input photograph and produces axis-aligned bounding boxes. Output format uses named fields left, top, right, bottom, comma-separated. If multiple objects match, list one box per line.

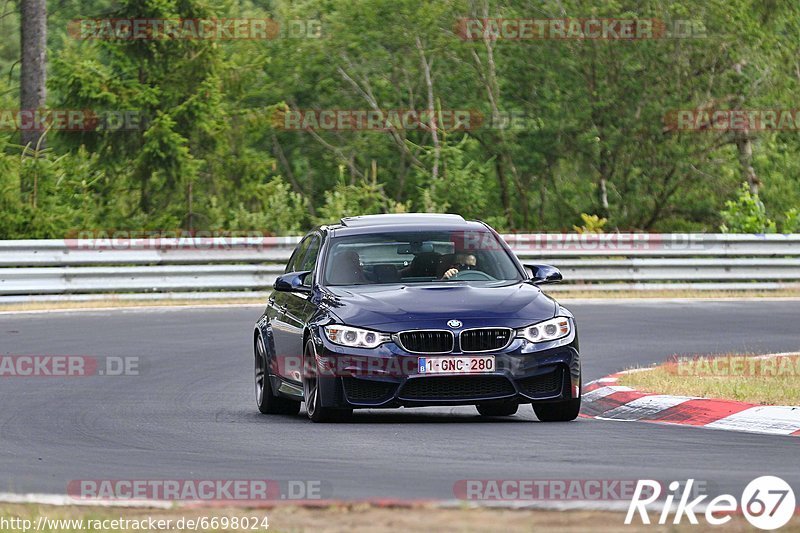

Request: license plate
left=417, top=356, right=495, bottom=374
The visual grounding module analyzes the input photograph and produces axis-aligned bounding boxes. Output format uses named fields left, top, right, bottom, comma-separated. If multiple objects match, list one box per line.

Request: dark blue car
left=253, top=214, right=580, bottom=422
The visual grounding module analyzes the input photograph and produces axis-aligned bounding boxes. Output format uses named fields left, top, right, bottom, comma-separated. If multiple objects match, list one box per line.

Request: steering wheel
left=447, top=270, right=495, bottom=281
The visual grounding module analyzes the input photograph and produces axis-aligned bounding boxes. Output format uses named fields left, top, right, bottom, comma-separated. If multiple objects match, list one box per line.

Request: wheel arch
left=303, top=327, right=313, bottom=351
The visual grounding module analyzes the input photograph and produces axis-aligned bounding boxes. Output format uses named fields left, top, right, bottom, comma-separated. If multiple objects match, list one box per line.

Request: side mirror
left=525, top=264, right=563, bottom=285
left=274, top=271, right=312, bottom=293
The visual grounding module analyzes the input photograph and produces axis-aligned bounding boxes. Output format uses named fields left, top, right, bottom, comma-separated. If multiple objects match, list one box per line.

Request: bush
left=572, top=213, right=607, bottom=234
left=720, top=183, right=776, bottom=234
left=209, top=177, right=309, bottom=235
left=781, top=208, right=800, bottom=233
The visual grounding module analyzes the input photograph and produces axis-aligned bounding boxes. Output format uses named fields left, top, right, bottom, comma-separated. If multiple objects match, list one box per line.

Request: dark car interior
left=325, top=243, right=518, bottom=285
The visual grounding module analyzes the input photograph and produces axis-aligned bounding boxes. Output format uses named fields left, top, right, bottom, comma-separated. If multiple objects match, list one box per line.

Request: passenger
left=328, top=250, right=369, bottom=285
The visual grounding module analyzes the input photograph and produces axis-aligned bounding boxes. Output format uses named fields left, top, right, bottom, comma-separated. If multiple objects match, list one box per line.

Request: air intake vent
left=397, top=330, right=454, bottom=354
left=517, top=368, right=564, bottom=397
left=460, top=328, right=512, bottom=352
left=399, top=376, right=515, bottom=400
left=342, top=378, right=397, bottom=403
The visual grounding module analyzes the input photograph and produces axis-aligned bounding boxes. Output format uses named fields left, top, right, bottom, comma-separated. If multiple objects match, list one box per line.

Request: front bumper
left=311, top=332, right=581, bottom=409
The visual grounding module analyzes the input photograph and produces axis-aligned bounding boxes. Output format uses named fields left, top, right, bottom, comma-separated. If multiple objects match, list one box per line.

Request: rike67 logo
left=626, top=476, right=796, bottom=530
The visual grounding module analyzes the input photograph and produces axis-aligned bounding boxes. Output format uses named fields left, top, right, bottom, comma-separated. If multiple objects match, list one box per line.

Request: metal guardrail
left=1, top=234, right=799, bottom=299
left=0, top=237, right=301, bottom=267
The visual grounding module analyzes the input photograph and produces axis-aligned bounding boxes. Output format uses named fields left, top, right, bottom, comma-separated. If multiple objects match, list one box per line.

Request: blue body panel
left=253, top=214, right=582, bottom=411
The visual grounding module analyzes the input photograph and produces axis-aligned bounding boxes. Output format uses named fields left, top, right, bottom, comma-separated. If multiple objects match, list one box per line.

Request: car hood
left=322, top=282, right=557, bottom=330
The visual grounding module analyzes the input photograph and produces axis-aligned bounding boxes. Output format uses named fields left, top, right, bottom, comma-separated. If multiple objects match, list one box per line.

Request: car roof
left=341, top=213, right=464, bottom=227
left=324, top=213, right=488, bottom=236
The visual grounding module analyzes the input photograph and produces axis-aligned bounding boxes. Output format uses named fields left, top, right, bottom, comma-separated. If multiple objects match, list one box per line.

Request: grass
left=0, top=502, right=791, bottom=533
left=618, top=354, right=800, bottom=405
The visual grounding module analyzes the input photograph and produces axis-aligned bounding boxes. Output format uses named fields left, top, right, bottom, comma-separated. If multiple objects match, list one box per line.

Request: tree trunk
left=494, top=158, right=513, bottom=227
left=416, top=37, right=439, bottom=181
left=731, top=61, right=759, bottom=194
left=20, top=0, right=47, bottom=152
left=735, top=131, right=759, bottom=195
left=598, top=173, right=609, bottom=218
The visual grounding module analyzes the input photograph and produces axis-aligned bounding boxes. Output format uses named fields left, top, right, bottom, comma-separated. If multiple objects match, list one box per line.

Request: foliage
left=720, top=184, right=776, bottom=234
left=315, top=173, right=409, bottom=225
left=572, top=214, right=608, bottom=234
left=2, top=0, right=800, bottom=237
left=783, top=209, right=800, bottom=233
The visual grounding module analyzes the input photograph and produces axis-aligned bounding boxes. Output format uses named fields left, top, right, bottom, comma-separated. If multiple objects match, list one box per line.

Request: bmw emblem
left=447, top=319, right=462, bottom=329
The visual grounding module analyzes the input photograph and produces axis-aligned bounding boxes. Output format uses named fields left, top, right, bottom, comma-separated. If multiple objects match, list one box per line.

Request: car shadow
left=217, top=407, right=544, bottom=425
left=341, top=410, right=534, bottom=424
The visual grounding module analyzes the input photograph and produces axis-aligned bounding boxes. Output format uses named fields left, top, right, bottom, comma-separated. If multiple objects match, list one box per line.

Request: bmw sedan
left=253, top=213, right=580, bottom=422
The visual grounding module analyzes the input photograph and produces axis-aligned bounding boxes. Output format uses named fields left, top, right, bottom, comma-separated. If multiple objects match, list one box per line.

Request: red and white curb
left=582, top=370, right=800, bottom=437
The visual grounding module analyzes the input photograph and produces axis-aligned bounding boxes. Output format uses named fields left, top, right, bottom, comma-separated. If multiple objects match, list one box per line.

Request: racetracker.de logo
left=273, top=109, right=483, bottom=132
left=64, top=230, right=288, bottom=251
left=453, top=232, right=709, bottom=252
left=0, top=109, right=143, bottom=132
left=666, top=354, right=800, bottom=378
left=455, top=18, right=706, bottom=40
left=0, top=355, right=140, bottom=377
left=664, top=109, right=800, bottom=132
left=268, top=354, right=524, bottom=379
left=67, top=18, right=322, bottom=40
left=67, top=479, right=328, bottom=501
left=454, top=479, right=663, bottom=501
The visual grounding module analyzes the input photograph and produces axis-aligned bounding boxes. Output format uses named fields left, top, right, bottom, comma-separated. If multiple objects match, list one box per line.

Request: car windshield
left=323, top=230, right=523, bottom=286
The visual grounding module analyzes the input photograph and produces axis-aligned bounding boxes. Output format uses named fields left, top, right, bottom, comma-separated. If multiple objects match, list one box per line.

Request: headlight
left=323, top=325, right=390, bottom=348
left=517, top=316, right=571, bottom=343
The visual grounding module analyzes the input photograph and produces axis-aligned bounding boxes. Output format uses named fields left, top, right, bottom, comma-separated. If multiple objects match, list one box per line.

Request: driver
left=441, top=253, right=478, bottom=279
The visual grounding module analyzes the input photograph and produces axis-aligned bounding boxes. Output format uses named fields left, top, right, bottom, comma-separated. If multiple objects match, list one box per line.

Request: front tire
left=303, top=340, right=352, bottom=423
left=533, top=398, right=581, bottom=421
left=533, top=370, right=581, bottom=422
left=255, top=335, right=300, bottom=415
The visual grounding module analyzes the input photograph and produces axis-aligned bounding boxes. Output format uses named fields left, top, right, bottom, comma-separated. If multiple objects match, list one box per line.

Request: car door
left=270, top=235, right=311, bottom=382
left=280, top=233, right=321, bottom=378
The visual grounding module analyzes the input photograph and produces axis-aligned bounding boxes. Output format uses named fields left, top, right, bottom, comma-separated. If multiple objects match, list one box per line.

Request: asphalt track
left=1, top=300, right=798, bottom=501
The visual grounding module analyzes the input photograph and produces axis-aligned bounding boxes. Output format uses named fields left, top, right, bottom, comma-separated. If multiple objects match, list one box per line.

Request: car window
left=285, top=236, right=311, bottom=273
left=298, top=236, right=321, bottom=271
left=297, top=235, right=321, bottom=283
left=323, top=230, right=523, bottom=286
